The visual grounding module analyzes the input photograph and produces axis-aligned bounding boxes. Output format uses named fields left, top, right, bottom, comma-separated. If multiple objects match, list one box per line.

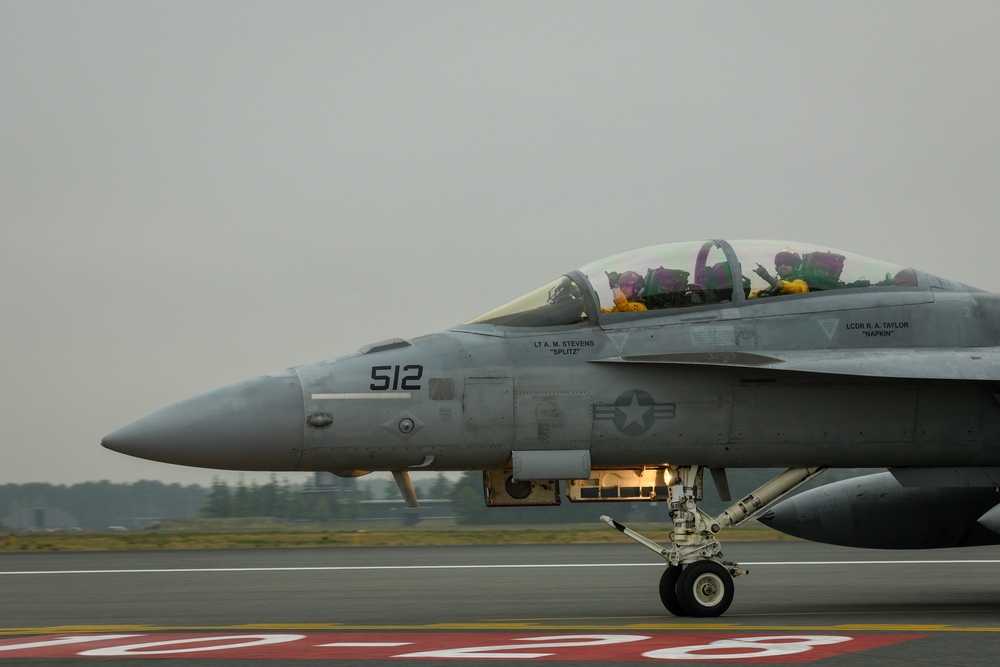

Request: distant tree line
left=1, top=468, right=878, bottom=531
left=198, top=474, right=453, bottom=521
left=0, top=480, right=205, bottom=530
left=200, top=475, right=361, bottom=521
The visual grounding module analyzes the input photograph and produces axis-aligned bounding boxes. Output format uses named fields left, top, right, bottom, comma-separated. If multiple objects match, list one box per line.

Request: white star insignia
left=617, top=393, right=652, bottom=428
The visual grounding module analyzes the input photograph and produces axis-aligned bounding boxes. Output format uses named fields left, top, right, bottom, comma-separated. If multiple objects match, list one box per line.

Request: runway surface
left=2, top=541, right=1000, bottom=665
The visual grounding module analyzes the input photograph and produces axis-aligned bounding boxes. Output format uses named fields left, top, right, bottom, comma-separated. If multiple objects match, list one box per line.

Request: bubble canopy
left=467, top=239, right=920, bottom=327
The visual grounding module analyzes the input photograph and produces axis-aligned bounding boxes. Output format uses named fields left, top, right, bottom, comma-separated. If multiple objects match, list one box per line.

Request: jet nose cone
left=102, top=371, right=305, bottom=470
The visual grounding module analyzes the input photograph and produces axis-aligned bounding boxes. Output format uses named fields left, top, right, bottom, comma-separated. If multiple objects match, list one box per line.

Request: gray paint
left=101, top=238, right=1000, bottom=615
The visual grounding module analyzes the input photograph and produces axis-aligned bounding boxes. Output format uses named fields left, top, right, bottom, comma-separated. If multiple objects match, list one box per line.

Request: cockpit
left=467, top=239, right=924, bottom=328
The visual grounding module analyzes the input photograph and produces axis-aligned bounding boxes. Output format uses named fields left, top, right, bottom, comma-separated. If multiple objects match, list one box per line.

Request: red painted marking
left=0, top=632, right=923, bottom=661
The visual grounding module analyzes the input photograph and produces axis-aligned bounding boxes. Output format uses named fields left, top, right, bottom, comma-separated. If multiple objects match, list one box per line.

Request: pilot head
left=619, top=271, right=645, bottom=300
left=773, top=249, right=801, bottom=278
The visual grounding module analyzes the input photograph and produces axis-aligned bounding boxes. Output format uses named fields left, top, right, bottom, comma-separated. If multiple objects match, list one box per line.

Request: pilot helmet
left=619, top=271, right=645, bottom=299
left=774, top=248, right=801, bottom=268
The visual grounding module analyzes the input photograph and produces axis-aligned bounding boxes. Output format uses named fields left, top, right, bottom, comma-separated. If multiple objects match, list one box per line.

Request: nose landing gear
left=602, top=464, right=825, bottom=617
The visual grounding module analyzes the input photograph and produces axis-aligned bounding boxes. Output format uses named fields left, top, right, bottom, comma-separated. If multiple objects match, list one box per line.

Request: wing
left=596, top=347, right=1000, bottom=381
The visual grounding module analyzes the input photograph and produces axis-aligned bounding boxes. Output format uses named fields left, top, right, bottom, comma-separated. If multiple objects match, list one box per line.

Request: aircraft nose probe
left=101, top=372, right=305, bottom=471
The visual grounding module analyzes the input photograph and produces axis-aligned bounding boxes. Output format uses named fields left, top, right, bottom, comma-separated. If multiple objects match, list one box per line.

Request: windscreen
left=466, top=276, right=588, bottom=327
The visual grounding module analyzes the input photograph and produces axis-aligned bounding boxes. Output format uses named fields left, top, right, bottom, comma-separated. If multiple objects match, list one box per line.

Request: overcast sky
left=3, top=2, right=999, bottom=487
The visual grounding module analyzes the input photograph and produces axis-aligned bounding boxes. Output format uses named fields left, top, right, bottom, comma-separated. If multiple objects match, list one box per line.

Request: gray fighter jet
left=102, top=239, right=1000, bottom=617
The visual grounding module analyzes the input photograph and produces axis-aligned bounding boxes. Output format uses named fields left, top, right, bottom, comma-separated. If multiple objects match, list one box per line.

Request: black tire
left=675, top=561, right=734, bottom=617
left=658, top=566, right=685, bottom=616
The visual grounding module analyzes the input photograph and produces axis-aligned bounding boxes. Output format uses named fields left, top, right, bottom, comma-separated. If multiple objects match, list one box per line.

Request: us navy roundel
left=593, top=390, right=676, bottom=436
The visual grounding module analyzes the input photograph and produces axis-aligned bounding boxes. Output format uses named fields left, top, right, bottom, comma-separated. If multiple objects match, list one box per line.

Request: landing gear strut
left=602, top=465, right=825, bottom=617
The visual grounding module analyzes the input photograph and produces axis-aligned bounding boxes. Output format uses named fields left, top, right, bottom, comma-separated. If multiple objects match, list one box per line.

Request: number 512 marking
left=370, top=365, right=424, bottom=391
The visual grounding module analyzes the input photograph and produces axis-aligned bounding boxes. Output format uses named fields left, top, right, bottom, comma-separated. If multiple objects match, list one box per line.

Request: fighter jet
left=102, top=239, right=1000, bottom=617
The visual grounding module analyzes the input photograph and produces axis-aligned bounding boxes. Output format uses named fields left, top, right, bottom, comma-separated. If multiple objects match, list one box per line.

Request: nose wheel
left=669, top=561, right=735, bottom=617
left=658, top=566, right=684, bottom=616
left=660, top=562, right=736, bottom=617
